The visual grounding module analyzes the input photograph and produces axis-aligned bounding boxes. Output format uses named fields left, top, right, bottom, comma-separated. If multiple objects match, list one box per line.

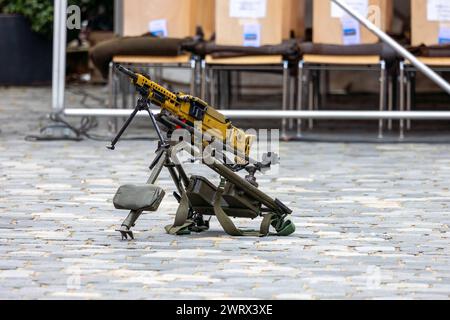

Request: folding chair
left=201, top=55, right=296, bottom=140
left=296, top=0, right=395, bottom=139
left=399, top=0, right=450, bottom=138
left=297, top=49, right=392, bottom=139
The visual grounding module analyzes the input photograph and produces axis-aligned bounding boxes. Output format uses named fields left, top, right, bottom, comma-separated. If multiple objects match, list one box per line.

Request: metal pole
left=114, top=0, right=123, bottom=36
left=332, top=0, right=450, bottom=95
left=378, top=61, right=386, bottom=139
left=399, top=62, right=405, bottom=139
left=281, top=61, right=289, bottom=139
left=63, top=109, right=450, bottom=120
left=190, top=59, right=196, bottom=95
left=297, top=61, right=304, bottom=138
left=51, top=0, right=61, bottom=113
left=51, top=0, right=67, bottom=114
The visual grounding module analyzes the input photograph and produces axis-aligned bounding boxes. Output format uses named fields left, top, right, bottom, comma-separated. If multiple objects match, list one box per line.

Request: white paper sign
left=332, top=0, right=369, bottom=18
left=427, top=0, right=450, bottom=22
left=341, top=17, right=361, bottom=45
left=438, top=25, right=450, bottom=44
left=230, top=0, right=267, bottom=19
left=243, top=23, right=261, bottom=47
left=149, top=19, right=168, bottom=37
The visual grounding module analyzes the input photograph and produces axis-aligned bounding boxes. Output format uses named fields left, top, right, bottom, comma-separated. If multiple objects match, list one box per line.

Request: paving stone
left=1, top=86, right=450, bottom=299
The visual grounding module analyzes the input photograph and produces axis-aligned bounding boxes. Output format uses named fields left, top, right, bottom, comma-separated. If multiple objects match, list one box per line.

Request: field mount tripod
left=108, top=65, right=295, bottom=240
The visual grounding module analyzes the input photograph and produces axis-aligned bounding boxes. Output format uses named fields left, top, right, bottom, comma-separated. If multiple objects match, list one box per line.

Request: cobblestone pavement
left=1, top=87, right=450, bottom=300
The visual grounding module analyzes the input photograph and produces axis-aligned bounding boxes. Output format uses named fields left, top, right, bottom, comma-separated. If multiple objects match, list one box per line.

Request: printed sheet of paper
left=427, top=0, right=450, bottom=22
left=341, top=17, right=361, bottom=45
left=243, top=23, right=261, bottom=47
left=230, top=0, right=267, bottom=19
left=438, top=25, right=450, bottom=44
left=149, top=19, right=168, bottom=37
left=332, top=0, right=369, bottom=18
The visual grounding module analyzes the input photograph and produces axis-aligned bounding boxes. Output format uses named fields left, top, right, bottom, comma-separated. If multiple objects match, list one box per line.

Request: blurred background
left=0, top=0, right=449, bottom=140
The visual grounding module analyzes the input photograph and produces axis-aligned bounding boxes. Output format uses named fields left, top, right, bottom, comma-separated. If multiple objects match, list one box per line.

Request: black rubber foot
left=116, top=227, right=134, bottom=240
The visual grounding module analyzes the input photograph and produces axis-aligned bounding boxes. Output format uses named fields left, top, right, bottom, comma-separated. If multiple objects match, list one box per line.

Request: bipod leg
left=107, top=99, right=144, bottom=150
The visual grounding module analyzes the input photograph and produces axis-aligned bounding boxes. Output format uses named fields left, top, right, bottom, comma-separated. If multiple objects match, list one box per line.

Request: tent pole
left=51, top=0, right=67, bottom=114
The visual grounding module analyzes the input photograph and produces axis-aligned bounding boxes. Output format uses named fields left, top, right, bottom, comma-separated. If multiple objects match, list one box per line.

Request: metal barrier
left=64, top=109, right=450, bottom=121
left=51, top=0, right=450, bottom=139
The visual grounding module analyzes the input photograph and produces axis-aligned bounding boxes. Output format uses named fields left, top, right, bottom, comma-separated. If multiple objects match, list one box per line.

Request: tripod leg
left=116, top=150, right=167, bottom=240
left=147, top=149, right=166, bottom=184
left=117, top=210, right=142, bottom=240
left=170, top=150, right=190, bottom=188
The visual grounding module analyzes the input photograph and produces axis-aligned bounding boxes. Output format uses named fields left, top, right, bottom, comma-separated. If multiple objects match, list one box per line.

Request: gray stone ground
left=1, top=86, right=450, bottom=300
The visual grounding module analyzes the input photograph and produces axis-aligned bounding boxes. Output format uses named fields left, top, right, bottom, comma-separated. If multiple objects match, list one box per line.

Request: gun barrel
left=116, top=64, right=138, bottom=81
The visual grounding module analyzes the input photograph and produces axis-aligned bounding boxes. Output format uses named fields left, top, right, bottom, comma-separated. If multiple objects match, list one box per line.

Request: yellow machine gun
left=108, top=65, right=295, bottom=240
left=112, top=65, right=253, bottom=162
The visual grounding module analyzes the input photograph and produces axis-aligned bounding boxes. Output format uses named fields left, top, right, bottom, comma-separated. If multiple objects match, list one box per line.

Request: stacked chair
left=91, top=0, right=215, bottom=113
left=89, top=0, right=449, bottom=140
left=91, top=0, right=306, bottom=139
left=200, top=0, right=306, bottom=140
left=400, top=0, right=450, bottom=138
left=297, top=0, right=396, bottom=139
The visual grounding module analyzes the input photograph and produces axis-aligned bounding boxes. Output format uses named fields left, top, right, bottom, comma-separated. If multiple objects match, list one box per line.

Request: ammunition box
left=186, top=176, right=261, bottom=219
left=186, top=176, right=219, bottom=215
left=222, top=182, right=260, bottom=219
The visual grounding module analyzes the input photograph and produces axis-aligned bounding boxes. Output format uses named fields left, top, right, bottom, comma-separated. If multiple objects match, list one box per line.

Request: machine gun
left=109, top=65, right=295, bottom=240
